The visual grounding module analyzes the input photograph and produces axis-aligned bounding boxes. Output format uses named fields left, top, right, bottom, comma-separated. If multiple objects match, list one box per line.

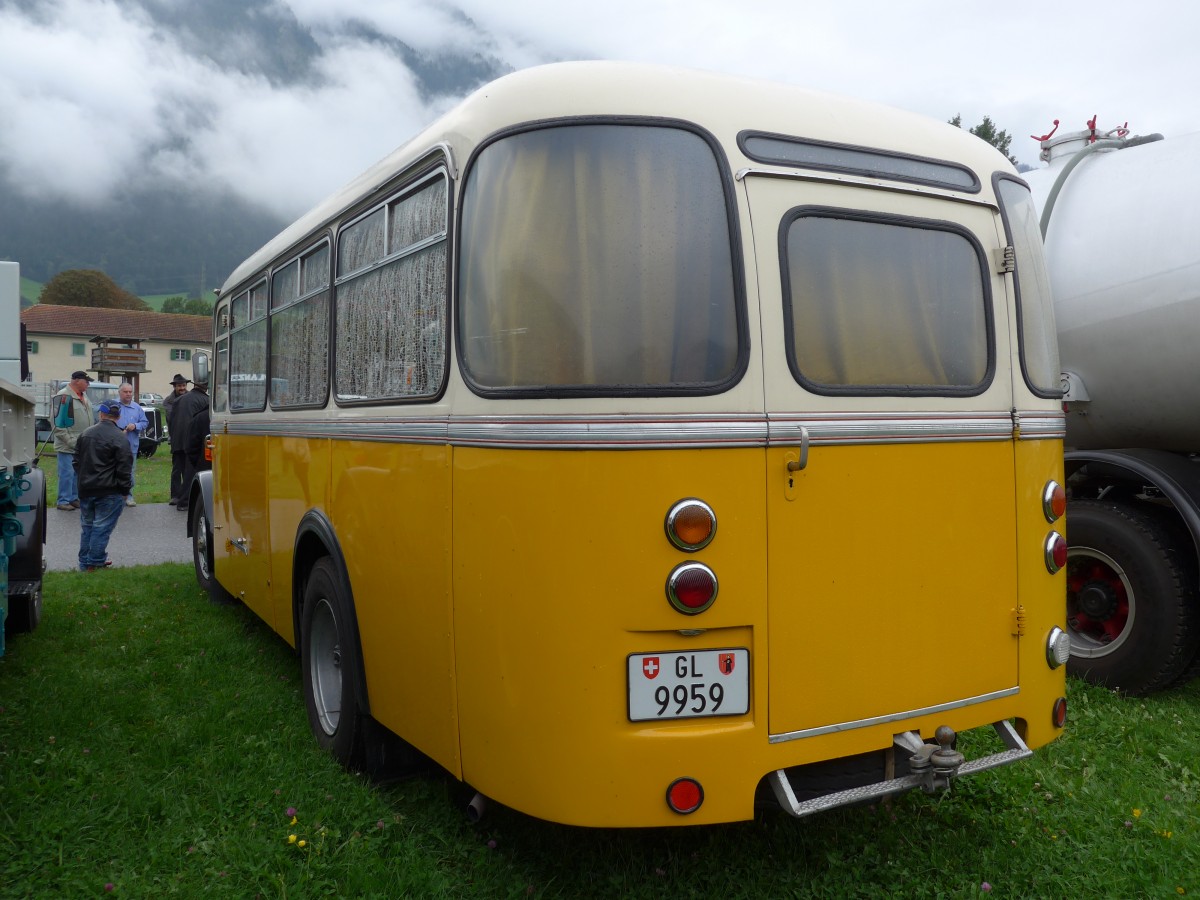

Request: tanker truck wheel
left=1065, top=499, right=1200, bottom=695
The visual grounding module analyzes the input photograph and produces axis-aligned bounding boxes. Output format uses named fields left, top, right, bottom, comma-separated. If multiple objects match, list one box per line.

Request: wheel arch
left=184, top=469, right=214, bottom=539
left=293, top=510, right=371, bottom=716
left=1066, top=448, right=1200, bottom=561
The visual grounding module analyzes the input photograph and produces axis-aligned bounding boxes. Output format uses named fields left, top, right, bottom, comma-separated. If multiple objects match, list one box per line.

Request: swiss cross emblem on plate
left=641, top=656, right=660, bottom=679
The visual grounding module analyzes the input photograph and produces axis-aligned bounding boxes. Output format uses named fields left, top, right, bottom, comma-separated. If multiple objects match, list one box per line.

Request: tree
left=40, top=269, right=150, bottom=310
left=161, top=295, right=214, bottom=316
left=949, top=114, right=1018, bottom=166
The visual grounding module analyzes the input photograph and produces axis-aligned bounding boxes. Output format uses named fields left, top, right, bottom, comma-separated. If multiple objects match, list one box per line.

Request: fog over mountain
left=0, top=0, right=509, bottom=293
left=2, top=0, right=1196, bottom=296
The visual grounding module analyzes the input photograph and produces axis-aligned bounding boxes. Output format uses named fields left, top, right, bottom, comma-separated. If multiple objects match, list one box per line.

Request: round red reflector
left=666, top=499, right=717, bottom=552
left=1044, top=532, right=1067, bottom=574
left=1043, top=481, right=1066, bottom=523
left=666, top=777, right=704, bottom=814
left=1053, top=697, right=1067, bottom=729
left=667, top=562, right=718, bottom=614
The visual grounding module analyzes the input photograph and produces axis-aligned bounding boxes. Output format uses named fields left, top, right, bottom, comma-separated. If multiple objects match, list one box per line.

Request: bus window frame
left=228, top=276, right=270, bottom=413
left=777, top=205, right=997, bottom=398
left=992, top=172, right=1064, bottom=400
left=332, top=163, right=452, bottom=408
left=269, top=237, right=333, bottom=411
left=454, top=115, right=751, bottom=400
left=738, top=129, right=981, bottom=193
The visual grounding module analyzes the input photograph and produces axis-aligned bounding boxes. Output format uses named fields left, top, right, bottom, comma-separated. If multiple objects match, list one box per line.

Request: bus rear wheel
left=191, top=503, right=235, bottom=604
left=301, top=558, right=367, bottom=770
left=1066, top=499, right=1200, bottom=694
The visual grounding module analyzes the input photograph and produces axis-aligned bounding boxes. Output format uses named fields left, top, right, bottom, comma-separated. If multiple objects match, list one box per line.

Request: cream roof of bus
left=220, top=60, right=1013, bottom=296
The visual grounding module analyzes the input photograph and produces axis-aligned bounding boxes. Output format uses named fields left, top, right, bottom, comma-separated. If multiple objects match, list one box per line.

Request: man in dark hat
left=74, top=400, right=133, bottom=571
left=51, top=370, right=94, bottom=510
left=164, top=373, right=190, bottom=507
left=174, top=373, right=209, bottom=513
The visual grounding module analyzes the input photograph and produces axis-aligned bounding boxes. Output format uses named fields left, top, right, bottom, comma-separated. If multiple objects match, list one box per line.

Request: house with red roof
left=20, top=305, right=212, bottom=395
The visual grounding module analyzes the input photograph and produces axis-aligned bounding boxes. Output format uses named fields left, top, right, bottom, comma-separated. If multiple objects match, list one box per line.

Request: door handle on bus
left=786, top=427, right=810, bottom=472
left=784, top=427, right=809, bottom=503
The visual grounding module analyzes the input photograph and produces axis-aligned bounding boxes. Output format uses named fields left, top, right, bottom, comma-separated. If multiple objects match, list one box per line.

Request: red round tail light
left=1052, top=697, right=1067, bottom=729
left=1045, top=532, right=1067, bottom=574
left=667, top=562, right=718, bottom=614
left=666, top=777, right=704, bottom=814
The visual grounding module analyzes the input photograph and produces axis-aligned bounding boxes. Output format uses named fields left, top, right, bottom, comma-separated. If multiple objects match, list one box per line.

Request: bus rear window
left=782, top=210, right=991, bottom=395
left=458, top=123, right=743, bottom=394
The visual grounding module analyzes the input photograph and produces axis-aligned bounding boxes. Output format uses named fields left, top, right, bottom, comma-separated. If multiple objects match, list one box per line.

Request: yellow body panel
left=214, top=434, right=272, bottom=625
left=766, top=440, right=1018, bottom=735
left=326, top=441, right=458, bottom=774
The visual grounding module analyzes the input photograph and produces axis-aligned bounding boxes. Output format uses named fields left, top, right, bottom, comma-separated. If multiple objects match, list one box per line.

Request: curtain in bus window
left=335, top=245, right=446, bottom=400
left=230, top=319, right=268, bottom=409
left=271, top=292, right=329, bottom=406
left=213, top=338, right=228, bottom=412
left=783, top=215, right=988, bottom=390
left=335, top=179, right=447, bottom=402
left=459, top=124, right=739, bottom=390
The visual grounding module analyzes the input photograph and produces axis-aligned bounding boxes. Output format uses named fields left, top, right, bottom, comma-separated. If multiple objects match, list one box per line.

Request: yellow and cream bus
left=187, top=61, right=1069, bottom=827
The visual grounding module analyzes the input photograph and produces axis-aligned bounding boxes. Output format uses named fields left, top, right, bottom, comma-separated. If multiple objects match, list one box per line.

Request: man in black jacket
left=164, top=373, right=190, bottom=506
left=174, top=378, right=210, bottom=514
left=74, top=400, right=134, bottom=571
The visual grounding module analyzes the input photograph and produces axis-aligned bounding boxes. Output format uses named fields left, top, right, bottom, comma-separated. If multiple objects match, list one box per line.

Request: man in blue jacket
left=74, top=401, right=134, bottom=571
left=115, top=382, right=148, bottom=507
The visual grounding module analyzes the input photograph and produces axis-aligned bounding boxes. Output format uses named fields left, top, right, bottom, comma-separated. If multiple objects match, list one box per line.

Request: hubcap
left=309, top=597, right=342, bottom=735
left=1066, top=548, right=1134, bottom=659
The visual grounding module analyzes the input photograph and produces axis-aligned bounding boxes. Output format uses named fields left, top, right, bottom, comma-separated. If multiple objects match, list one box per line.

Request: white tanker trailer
left=1021, top=121, right=1200, bottom=694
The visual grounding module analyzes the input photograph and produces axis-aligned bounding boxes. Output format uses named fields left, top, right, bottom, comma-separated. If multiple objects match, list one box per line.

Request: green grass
left=39, top=449, right=171, bottom=505
left=3, top=567, right=1199, bottom=897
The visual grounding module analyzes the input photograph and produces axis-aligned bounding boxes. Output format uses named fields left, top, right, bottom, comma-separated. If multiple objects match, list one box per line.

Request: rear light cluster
left=1042, top=482, right=1071, bottom=730
left=1043, top=480, right=1066, bottom=574
left=664, top=500, right=718, bottom=615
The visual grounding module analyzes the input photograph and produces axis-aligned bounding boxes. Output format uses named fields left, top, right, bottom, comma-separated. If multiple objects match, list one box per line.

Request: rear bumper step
left=768, top=720, right=1031, bottom=818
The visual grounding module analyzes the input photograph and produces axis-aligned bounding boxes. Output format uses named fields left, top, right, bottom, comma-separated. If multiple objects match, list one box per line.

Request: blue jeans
left=79, top=494, right=126, bottom=570
left=57, top=451, right=78, bottom=504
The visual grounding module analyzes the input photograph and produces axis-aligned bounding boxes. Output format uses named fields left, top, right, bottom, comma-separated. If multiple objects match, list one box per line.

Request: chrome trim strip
left=220, top=411, right=1063, bottom=448
left=767, top=412, right=1012, bottom=445
left=767, top=686, right=1020, bottom=744
left=1017, top=410, right=1066, bottom=440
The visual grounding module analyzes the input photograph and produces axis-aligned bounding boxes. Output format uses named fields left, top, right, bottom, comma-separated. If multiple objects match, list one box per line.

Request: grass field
left=39, top=448, right=171, bottom=505
left=2, top=564, right=1198, bottom=897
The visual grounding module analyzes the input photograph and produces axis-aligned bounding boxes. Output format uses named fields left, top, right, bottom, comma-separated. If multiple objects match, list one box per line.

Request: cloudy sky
left=1, top=0, right=1196, bottom=222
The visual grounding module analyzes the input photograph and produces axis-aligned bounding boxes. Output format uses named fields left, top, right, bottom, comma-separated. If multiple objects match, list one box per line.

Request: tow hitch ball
left=897, top=725, right=965, bottom=793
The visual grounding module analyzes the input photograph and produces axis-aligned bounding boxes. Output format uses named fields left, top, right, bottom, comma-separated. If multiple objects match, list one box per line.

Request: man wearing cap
left=164, top=374, right=190, bottom=506
left=51, top=370, right=94, bottom=511
left=73, top=400, right=133, bottom=571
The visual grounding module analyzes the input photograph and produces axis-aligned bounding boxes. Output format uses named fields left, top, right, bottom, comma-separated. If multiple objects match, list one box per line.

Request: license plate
left=627, top=649, right=749, bottom=721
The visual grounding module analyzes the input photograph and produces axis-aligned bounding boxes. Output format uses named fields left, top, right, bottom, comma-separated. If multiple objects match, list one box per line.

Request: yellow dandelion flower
left=288, top=834, right=297, bottom=844
left=1132, top=809, right=1142, bottom=818
left=298, top=840, right=307, bottom=848
left=290, top=816, right=298, bottom=826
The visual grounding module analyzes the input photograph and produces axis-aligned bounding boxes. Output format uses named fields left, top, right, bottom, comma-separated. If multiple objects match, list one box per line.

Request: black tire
left=5, top=468, right=45, bottom=634
left=190, top=502, right=236, bottom=604
left=300, top=558, right=368, bottom=770
left=1066, top=499, right=1200, bottom=695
